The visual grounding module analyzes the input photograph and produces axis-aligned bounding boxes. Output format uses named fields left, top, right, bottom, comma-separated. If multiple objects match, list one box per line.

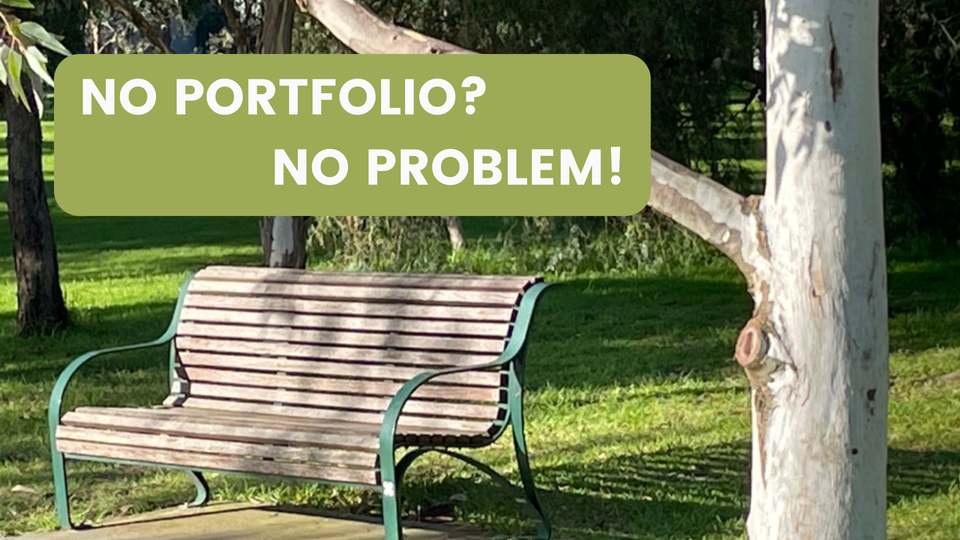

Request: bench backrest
left=170, top=266, right=541, bottom=437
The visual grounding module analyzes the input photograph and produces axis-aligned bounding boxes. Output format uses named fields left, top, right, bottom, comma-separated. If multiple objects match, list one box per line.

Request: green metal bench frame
left=48, top=274, right=552, bottom=540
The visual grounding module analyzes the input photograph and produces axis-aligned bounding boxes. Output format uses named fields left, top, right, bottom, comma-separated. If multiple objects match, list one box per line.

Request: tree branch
left=298, top=0, right=763, bottom=279
left=215, top=0, right=248, bottom=54
left=650, top=151, right=757, bottom=277
left=295, top=0, right=475, bottom=54
left=105, top=0, right=173, bottom=54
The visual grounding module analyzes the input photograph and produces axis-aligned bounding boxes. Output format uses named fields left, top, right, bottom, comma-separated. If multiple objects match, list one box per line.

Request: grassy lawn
left=1, top=126, right=959, bottom=539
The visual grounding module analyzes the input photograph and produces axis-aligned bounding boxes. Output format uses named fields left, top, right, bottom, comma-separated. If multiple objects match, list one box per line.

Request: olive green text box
left=55, top=54, right=651, bottom=216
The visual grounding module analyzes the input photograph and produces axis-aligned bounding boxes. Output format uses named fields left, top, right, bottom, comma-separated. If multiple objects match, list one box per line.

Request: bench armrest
left=48, top=277, right=193, bottom=430
left=378, top=282, right=553, bottom=458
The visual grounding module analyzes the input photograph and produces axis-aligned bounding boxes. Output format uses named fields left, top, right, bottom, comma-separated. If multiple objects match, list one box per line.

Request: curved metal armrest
left=48, top=336, right=175, bottom=428
left=47, top=277, right=193, bottom=430
left=378, top=282, right=553, bottom=455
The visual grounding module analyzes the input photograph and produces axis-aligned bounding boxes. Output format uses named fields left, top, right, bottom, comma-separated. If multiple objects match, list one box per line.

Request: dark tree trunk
left=258, top=0, right=307, bottom=268
left=259, top=0, right=296, bottom=54
left=2, top=78, right=69, bottom=335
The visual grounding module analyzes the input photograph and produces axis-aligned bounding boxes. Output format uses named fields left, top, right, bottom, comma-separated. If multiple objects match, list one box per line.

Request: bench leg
left=51, top=449, right=73, bottom=530
left=511, top=398, right=551, bottom=539
left=380, top=445, right=404, bottom=540
left=184, top=471, right=210, bottom=508
left=382, top=488, right=402, bottom=540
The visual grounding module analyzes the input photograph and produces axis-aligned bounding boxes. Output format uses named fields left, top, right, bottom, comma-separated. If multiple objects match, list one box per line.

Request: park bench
left=48, top=266, right=552, bottom=540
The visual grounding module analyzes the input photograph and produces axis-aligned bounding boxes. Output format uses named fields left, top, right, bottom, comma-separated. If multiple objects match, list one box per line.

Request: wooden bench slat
left=187, top=280, right=522, bottom=306
left=182, top=295, right=515, bottom=322
left=197, top=266, right=539, bottom=291
left=61, top=409, right=379, bottom=451
left=177, top=352, right=503, bottom=387
left=176, top=322, right=507, bottom=354
left=180, top=367, right=502, bottom=402
left=179, top=307, right=512, bottom=337
left=161, top=406, right=485, bottom=438
left=57, top=440, right=377, bottom=485
left=175, top=337, right=499, bottom=367
left=179, top=398, right=498, bottom=434
left=183, top=383, right=501, bottom=420
left=57, top=426, right=376, bottom=467
left=94, top=406, right=387, bottom=439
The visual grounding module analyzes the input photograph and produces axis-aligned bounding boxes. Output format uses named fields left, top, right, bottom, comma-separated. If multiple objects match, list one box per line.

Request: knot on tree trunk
left=736, top=317, right=781, bottom=389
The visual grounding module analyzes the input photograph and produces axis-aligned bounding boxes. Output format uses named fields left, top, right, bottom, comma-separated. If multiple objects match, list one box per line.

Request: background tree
left=1, top=0, right=71, bottom=335
left=257, top=0, right=309, bottom=268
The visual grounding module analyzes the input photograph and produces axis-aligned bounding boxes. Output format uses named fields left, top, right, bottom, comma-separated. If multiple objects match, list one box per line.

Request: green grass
left=1, top=127, right=959, bottom=539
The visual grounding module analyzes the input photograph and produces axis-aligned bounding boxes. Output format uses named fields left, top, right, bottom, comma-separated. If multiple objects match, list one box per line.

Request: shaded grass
left=1, top=125, right=959, bottom=538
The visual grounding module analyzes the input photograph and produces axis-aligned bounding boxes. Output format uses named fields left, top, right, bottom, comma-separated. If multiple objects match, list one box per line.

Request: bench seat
left=57, top=406, right=498, bottom=486
left=48, top=266, right=553, bottom=540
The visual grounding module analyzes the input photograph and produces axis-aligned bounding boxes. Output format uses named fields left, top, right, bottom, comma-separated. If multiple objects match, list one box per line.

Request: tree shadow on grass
left=399, top=441, right=960, bottom=540
left=523, top=276, right=752, bottom=391
left=0, top=182, right=260, bottom=255
left=0, top=300, right=179, bottom=386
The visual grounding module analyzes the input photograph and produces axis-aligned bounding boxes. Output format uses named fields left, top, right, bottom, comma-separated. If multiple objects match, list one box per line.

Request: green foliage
left=308, top=215, right=726, bottom=276
left=880, top=0, right=960, bottom=244
left=0, top=0, right=36, bottom=9
left=0, top=2, right=69, bottom=114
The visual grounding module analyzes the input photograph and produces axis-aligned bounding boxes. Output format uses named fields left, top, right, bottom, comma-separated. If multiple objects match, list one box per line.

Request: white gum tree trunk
left=299, top=0, right=889, bottom=536
left=743, top=1, right=888, bottom=538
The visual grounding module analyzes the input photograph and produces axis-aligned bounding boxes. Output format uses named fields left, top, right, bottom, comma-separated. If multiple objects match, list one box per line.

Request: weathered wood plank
left=176, top=323, right=506, bottom=354
left=185, top=383, right=500, bottom=419
left=180, top=367, right=502, bottom=402
left=158, top=406, right=481, bottom=437
left=187, top=280, right=522, bottom=306
left=175, top=337, right=499, bottom=367
left=102, top=406, right=385, bottom=439
left=57, top=440, right=377, bottom=485
left=182, top=295, right=515, bottom=322
left=57, top=426, right=376, bottom=467
left=179, top=307, right=512, bottom=337
left=197, top=266, right=539, bottom=291
left=61, top=408, right=379, bottom=450
left=177, top=352, right=503, bottom=387
left=179, top=398, right=498, bottom=434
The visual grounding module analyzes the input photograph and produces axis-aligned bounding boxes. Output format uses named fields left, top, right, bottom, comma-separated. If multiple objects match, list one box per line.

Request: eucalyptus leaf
left=0, top=48, right=8, bottom=87
left=18, top=22, right=70, bottom=57
left=27, top=68, right=43, bottom=119
left=23, top=45, right=52, bottom=88
left=8, top=49, right=29, bottom=111
left=0, top=0, right=35, bottom=9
